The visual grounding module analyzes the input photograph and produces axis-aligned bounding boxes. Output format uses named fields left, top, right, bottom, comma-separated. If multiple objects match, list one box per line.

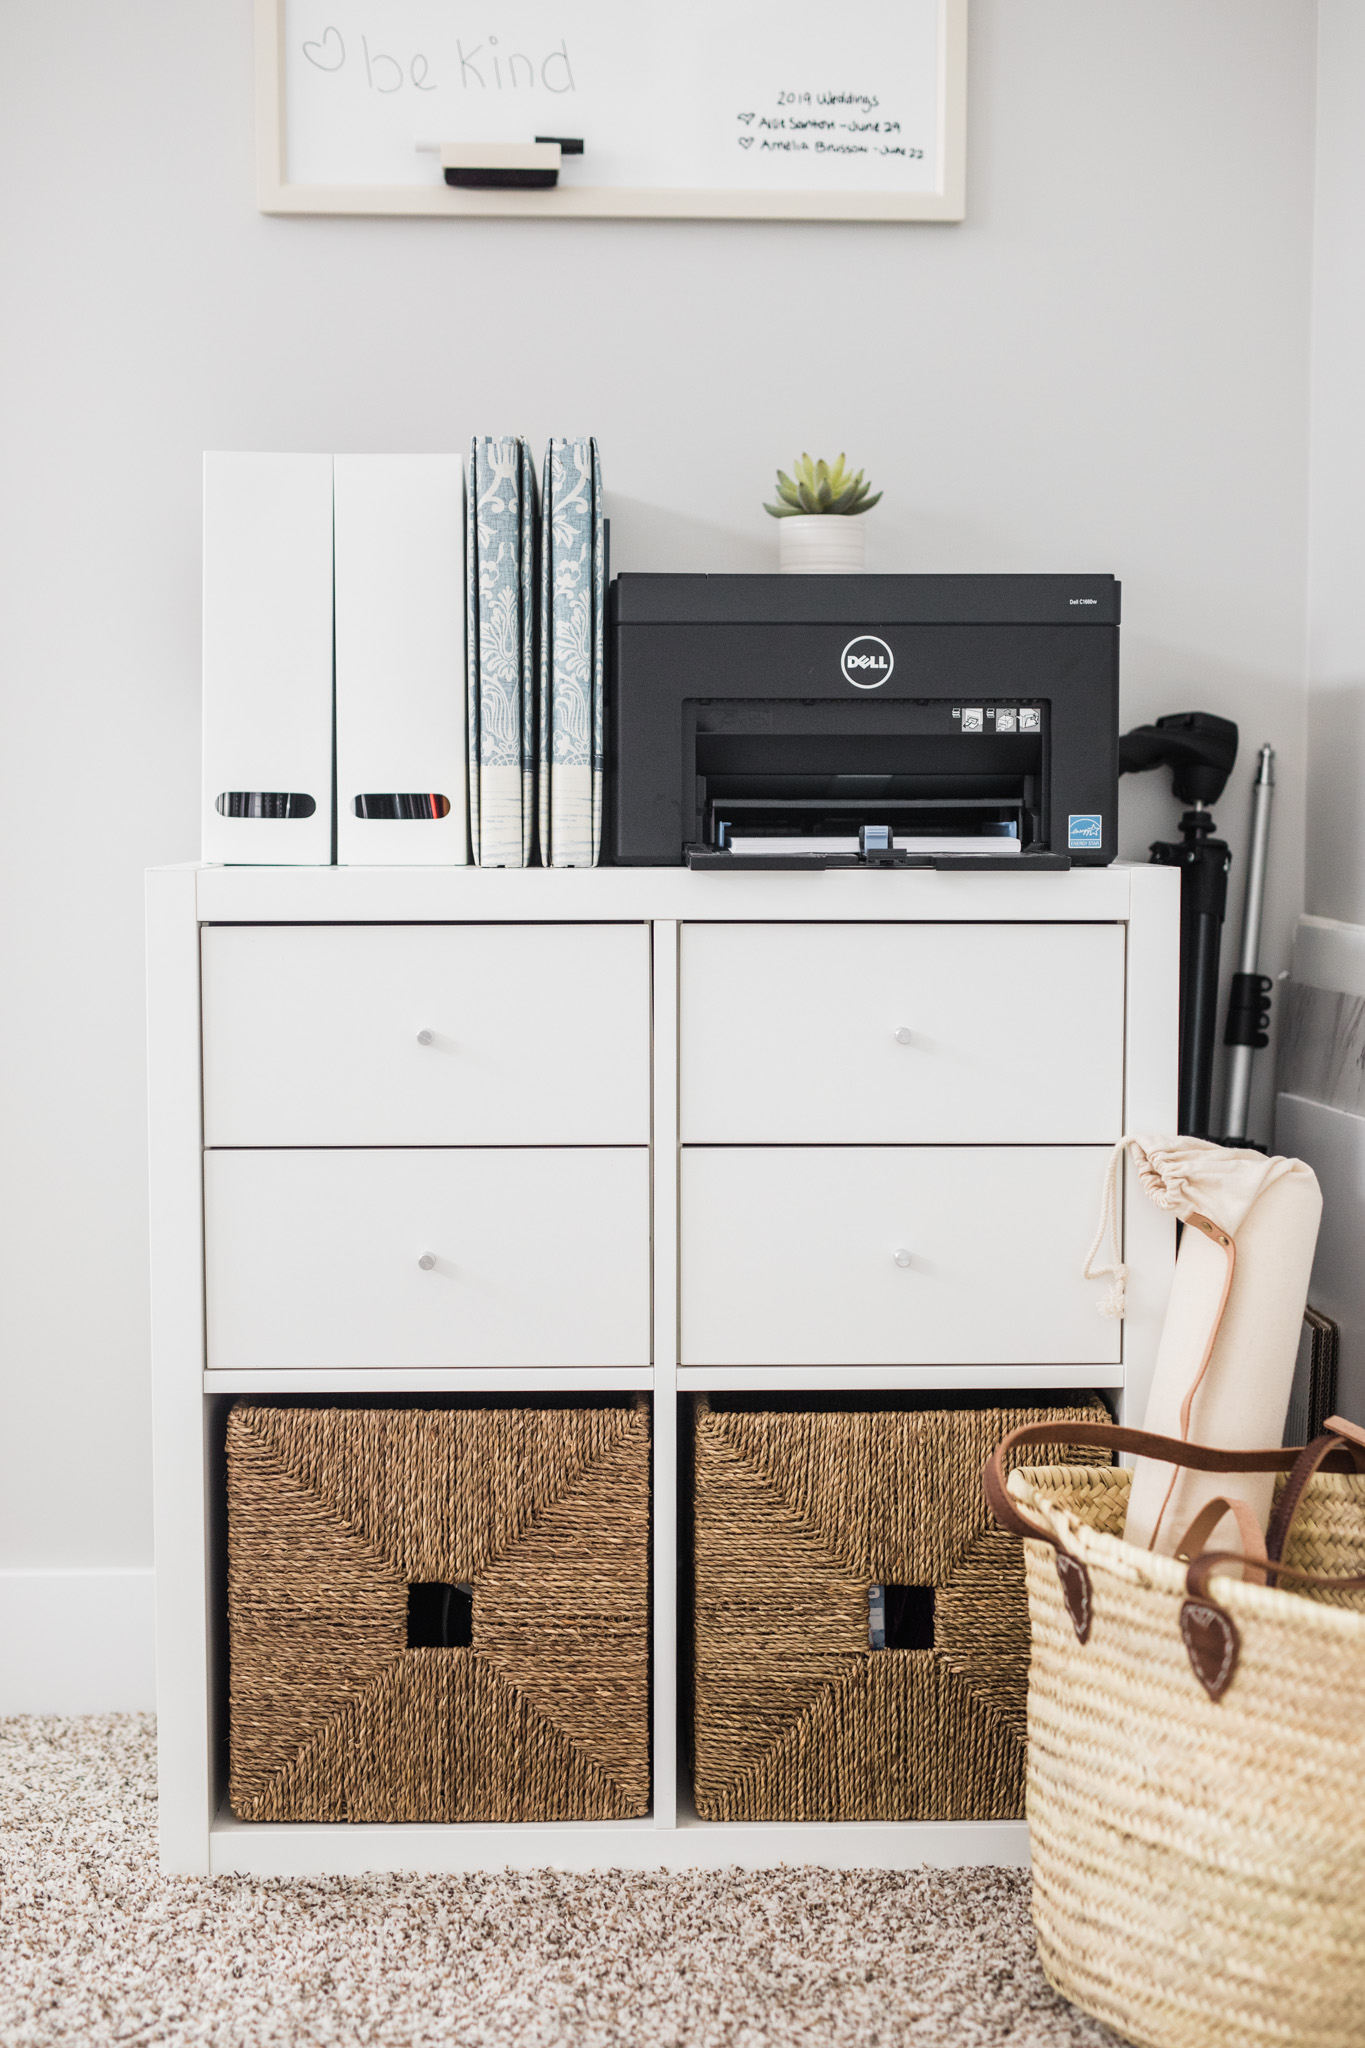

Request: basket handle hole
left=869, top=1583, right=935, bottom=1651
left=407, top=1581, right=473, bottom=1649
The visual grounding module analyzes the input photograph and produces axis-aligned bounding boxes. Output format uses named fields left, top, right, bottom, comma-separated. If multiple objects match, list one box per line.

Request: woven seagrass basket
left=690, top=1393, right=1108, bottom=1822
left=227, top=1400, right=650, bottom=1823
left=1013, top=1458, right=1365, bottom=2048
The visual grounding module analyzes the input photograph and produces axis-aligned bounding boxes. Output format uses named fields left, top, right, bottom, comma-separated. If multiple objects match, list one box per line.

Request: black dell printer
left=609, top=573, right=1119, bottom=868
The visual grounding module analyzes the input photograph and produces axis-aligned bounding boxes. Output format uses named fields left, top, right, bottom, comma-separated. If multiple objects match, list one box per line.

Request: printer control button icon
left=1019, top=708, right=1042, bottom=731
left=961, top=708, right=984, bottom=732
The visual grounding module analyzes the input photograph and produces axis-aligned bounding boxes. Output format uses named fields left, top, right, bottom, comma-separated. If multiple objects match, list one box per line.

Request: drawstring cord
left=1083, top=1137, right=1130, bottom=1319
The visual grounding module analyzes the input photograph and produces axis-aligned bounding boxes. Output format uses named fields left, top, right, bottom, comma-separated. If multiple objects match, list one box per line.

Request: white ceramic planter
left=778, top=515, right=867, bottom=574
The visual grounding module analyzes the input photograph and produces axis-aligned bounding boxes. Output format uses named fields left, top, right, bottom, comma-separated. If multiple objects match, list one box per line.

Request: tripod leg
left=1181, top=907, right=1223, bottom=1136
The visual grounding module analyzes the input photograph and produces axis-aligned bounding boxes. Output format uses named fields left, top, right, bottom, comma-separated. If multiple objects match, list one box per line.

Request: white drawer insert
left=680, top=1145, right=1121, bottom=1367
left=201, top=922, right=651, bottom=1146
left=205, top=1147, right=651, bottom=1370
left=680, top=922, right=1125, bottom=1142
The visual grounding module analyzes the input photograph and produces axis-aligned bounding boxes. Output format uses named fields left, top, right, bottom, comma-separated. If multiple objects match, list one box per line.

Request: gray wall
left=1307, top=0, right=1365, bottom=922
left=1273, top=0, right=1365, bottom=1431
left=0, top=3, right=1318, bottom=1635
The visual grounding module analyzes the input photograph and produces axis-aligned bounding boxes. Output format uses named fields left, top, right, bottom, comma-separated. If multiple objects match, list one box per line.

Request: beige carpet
left=0, top=1716, right=1121, bottom=2047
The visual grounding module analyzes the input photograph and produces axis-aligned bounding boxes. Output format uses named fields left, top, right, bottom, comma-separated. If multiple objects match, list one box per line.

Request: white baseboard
left=0, top=1568, right=155, bottom=1713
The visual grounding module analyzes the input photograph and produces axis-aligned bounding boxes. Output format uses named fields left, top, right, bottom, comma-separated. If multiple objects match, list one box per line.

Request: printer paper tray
left=724, top=833, right=1021, bottom=857
left=684, top=846, right=1072, bottom=873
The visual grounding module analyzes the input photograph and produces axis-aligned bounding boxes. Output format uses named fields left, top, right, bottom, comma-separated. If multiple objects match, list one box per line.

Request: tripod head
left=1119, top=711, right=1239, bottom=809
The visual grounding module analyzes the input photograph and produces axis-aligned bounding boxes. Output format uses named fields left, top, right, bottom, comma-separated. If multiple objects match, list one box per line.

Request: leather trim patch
left=1180, top=1598, right=1240, bottom=1701
left=1055, top=1552, right=1092, bottom=1643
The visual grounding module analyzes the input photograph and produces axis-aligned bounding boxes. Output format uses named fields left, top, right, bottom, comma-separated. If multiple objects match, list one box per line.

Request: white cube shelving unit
left=147, top=861, right=1179, bottom=1876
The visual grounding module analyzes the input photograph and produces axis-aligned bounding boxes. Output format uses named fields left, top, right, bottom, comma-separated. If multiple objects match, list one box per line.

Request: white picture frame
left=256, top=0, right=967, bottom=222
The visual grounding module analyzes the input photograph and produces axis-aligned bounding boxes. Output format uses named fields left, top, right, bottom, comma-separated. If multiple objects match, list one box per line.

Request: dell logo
left=841, top=634, right=895, bottom=690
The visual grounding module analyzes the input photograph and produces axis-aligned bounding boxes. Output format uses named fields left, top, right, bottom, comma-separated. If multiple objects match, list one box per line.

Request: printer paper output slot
left=707, top=793, right=1029, bottom=858
left=721, top=835, right=1020, bottom=855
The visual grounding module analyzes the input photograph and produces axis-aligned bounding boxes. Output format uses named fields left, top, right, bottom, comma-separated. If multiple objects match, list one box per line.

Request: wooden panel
left=650, top=921, right=679, bottom=1827
left=680, top=1146, right=1121, bottom=1366
left=681, top=922, right=1125, bottom=1143
left=205, top=1147, right=651, bottom=1369
left=202, top=922, right=650, bottom=1145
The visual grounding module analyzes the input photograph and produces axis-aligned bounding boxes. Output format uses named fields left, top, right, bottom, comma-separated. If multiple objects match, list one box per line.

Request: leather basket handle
left=1266, top=1415, right=1365, bottom=1571
left=1176, top=1495, right=1269, bottom=1572
left=984, top=1417, right=1365, bottom=1691
left=1179, top=1416, right=1365, bottom=1700
left=1182, top=1537, right=1365, bottom=1701
left=983, top=1416, right=1332, bottom=1550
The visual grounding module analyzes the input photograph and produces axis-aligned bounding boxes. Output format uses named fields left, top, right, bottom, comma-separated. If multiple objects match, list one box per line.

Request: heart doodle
left=302, top=26, right=345, bottom=70
left=737, top=112, right=755, bottom=124
left=738, top=136, right=754, bottom=149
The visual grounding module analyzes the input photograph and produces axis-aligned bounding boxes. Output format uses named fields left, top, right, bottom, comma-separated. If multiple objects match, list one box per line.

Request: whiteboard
left=257, top=0, right=967, bottom=220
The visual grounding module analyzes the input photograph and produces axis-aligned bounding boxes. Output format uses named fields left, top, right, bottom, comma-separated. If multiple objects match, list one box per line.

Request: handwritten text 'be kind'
left=302, top=27, right=576, bottom=93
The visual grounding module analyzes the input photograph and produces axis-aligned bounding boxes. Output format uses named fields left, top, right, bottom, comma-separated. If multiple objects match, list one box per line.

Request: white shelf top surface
left=166, top=860, right=1169, bottom=926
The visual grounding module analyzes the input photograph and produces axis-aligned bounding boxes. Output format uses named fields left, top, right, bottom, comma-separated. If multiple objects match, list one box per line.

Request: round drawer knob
left=417, top=1253, right=436, bottom=1271
left=894, top=1027, right=913, bottom=1046
left=416, top=1029, right=434, bottom=1046
left=893, top=1248, right=913, bottom=1268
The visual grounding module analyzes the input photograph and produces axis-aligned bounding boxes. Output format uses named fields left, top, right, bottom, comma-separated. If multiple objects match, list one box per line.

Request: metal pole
left=1221, top=745, right=1275, bottom=1142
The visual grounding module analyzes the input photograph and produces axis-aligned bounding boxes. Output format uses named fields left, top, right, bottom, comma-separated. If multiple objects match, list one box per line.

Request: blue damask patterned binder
left=591, top=438, right=605, bottom=865
left=519, top=439, right=538, bottom=866
left=465, top=442, right=480, bottom=862
left=472, top=436, right=525, bottom=867
left=546, top=437, right=595, bottom=868
left=538, top=443, right=553, bottom=865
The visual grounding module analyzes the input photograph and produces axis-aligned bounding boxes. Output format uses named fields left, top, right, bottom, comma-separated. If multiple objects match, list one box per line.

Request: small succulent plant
left=765, top=452, right=882, bottom=518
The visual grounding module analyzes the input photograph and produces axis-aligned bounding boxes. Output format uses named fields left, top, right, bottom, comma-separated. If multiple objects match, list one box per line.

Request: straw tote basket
left=227, top=1400, right=650, bottom=1823
left=985, top=1414, right=1365, bottom=2048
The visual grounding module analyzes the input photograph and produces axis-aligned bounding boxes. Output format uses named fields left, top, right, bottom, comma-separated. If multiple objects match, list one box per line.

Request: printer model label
left=841, top=635, right=895, bottom=689
left=1068, top=814, right=1103, bottom=851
